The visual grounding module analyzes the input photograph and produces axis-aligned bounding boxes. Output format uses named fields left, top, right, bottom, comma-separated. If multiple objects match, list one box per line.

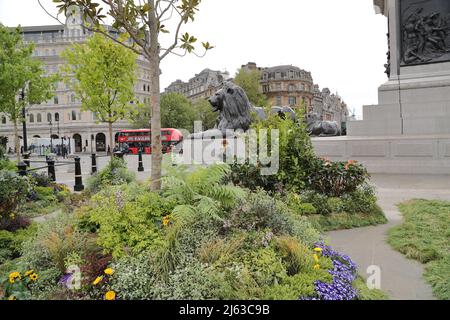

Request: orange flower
left=105, top=291, right=116, bottom=301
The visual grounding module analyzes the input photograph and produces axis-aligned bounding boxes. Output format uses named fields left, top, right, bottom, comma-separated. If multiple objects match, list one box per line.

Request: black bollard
left=47, top=159, right=56, bottom=182
left=17, top=162, right=27, bottom=176
left=91, top=153, right=97, bottom=175
left=74, top=157, right=84, bottom=192
left=138, top=150, right=144, bottom=172
left=23, top=153, right=30, bottom=168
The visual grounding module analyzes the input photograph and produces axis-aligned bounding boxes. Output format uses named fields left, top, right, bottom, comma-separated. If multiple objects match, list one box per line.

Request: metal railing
left=17, top=154, right=84, bottom=192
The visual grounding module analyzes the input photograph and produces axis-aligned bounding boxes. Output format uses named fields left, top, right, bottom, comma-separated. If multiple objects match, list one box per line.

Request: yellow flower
left=104, top=268, right=114, bottom=276
left=105, top=291, right=116, bottom=301
left=29, top=273, right=39, bottom=282
left=8, top=295, right=16, bottom=301
left=93, top=276, right=103, bottom=285
left=313, top=264, right=321, bottom=270
left=162, top=215, right=171, bottom=227
left=313, top=254, right=320, bottom=263
left=9, top=271, right=21, bottom=283
left=9, top=272, right=20, bottom=279
left=313, top=247, right=323, bottom=253
left=25, top=270, right=34, bottom=276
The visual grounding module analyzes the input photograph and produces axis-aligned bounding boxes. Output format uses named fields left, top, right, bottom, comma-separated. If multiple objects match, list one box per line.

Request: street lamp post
left=49, top=120, right=53, bottom=153
left=20, top=88, right=28, bottom=154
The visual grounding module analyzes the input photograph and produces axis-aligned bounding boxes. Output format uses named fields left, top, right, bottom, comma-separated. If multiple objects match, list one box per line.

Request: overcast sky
left=0, top=0, right=388, bottom=119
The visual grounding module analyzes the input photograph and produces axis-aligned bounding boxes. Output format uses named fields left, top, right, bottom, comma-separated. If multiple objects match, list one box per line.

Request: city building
left=312, top=85, right=349, bottom=126
left=260, top=65, right=315, bottom=110
left=0, top=6, right=151, bottom=154
left=164, top=68, right=231, bottom=101
left=241, top=62, right=350, bottom=127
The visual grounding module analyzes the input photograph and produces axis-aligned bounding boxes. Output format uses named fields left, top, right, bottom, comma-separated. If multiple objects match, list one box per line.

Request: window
left=29, top=114, right=34, bottom=123
left=1, top=116, right=6, bottom=124
left=288, top=96, right=297, bottom=106
left=54, top=96, right=59, bottom=105
left=71, top=94, right=76, bottom=103
left=288, top=84, right=295, bottom=92
left=47, top=113, right=52, bottom=122
left=72, top=110, right=77, bottom=121
left=37, top=113, right=42, bottom=123
left=276, top=96, right=282, bottom=106
left=276, top=83, right=282, bottom=91
left=55, top=113, right=60, bottom=122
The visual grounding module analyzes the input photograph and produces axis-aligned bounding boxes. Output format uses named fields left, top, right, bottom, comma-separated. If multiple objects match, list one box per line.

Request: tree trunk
left=148, top=1, right=162, bottom=191
left=108, top=121, right=114, bottom=162
left=13, top=119, right=20, bottom=162
left=149, top=56, right=162, bottom=191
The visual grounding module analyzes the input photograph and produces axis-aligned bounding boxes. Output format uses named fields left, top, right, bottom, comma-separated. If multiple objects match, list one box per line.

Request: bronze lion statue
left=209, top=81, right=254, bottom=132
left=306, top=112, right=341, bottom=136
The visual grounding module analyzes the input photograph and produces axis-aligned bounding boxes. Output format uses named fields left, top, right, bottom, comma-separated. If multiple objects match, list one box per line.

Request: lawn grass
left=306, top=205, right=388, bottom=232
left=388, top=199, right=450, bottom=300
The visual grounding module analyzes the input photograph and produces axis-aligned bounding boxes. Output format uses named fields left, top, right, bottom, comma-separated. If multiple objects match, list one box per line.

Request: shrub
left=284, top=192, right=317, bottom=215
left=108, top=252, right=162, bottom=300
left=0, top=147, right=15, bottom=171
left=34, top=186, right=58, bottom=203
left=21, top=213, right=90, bottom=274
left=153, top=259, right=224, bottom=300
left=340, top=183, right=378, bottom=214
left=0, top=225, right=37, bottom=265
left=307, top=158, right=370, bottom=197
left=225, top=189, right=292, bottom=234
left=227, top=161, right=283, bottom=194
left=275, top=236, right=315, bottom=276
left=86, top=158, right=135, bottom=194
left=264, top=271, right=332, bottom=300
left=29, top=172, right=53, bottom=188
left=87, top=184, right=174, bottom=258
left=0, top=170, right=33, bottom=231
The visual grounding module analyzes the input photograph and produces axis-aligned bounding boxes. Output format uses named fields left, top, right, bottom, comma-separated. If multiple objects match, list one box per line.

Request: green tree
left=0, top=24, right=57, bottom=162
left=160, top=93, right=196, bottom=131
left=234, top=68, right=269, bottom=109
left=192, top=98, right=216, bottom=131
left=61, top=33, right=138, bottom=160
left=48, top=0, right=213, bottom=191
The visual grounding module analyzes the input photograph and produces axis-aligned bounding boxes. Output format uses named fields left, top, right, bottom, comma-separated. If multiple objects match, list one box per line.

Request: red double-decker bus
left=117, top=129, right=183, bottom=155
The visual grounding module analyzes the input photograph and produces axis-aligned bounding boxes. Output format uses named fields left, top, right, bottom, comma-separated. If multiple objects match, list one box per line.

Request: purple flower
left=300, top=243, right=359, bottom=301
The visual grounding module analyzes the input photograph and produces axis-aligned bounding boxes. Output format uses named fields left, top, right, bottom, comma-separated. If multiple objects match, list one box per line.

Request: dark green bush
left=307, top=158, right=370, bottom=197
left=0, top=170, right=33, bottom=231
left=86, top=158, right=136, bottom=194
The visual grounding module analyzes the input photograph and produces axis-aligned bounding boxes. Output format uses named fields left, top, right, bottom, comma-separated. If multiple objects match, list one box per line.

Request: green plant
left=341, top=183, right=378, bottom=214
left=307, top=158, right=370, bottom=197
left=21, top=213, right=90, bottom=274
left=1, top=269, right=40, bottom=300
left=0, top=224, right=37, bottom=265
left=264, top=271, right=332, bottom=300
left=284, top=192, right=317, bottom=215
left=0, top=170, right=33, bottom=231
left=86, top=158, right=136, bottom=194
left=275, top=236, right=315, bottom=276
left=152, top=258, right=224, bottom=300
left=0, top=147, right=16, bottom=171
left=87, top=184, right=173, bottom=258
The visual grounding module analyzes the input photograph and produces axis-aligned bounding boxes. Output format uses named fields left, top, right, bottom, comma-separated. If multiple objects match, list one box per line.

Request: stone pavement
left=326, top=174, right=450, bottom=300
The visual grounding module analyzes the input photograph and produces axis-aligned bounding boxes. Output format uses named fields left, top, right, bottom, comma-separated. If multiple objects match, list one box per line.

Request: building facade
left=241, top=62, right=350, bottom=127
left=260, top=65, right=315, bottom=110
left=164, top=68, right=231, bottom=101
left=0, top=6, right=151, bottom=154
left=312, top=85, right=349, bottom=125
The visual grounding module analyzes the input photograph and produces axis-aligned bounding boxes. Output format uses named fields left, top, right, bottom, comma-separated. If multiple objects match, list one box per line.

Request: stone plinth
left=313, top=135, right=450, bottom=175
